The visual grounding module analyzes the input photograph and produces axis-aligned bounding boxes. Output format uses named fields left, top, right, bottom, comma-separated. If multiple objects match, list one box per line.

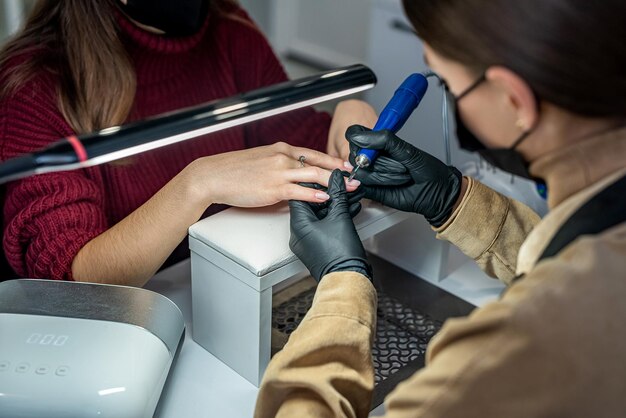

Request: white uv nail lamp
left=0, top=279, right=185, bottom=418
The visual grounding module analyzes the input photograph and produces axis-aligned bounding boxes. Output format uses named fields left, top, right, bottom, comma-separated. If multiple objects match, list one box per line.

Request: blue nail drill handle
left=356, top=73, right=428, bottom=167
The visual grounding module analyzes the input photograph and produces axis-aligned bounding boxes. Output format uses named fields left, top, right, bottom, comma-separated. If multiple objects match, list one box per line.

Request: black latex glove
left=299, top=173, right=366, bottom=219
left=289, top=169, right=372, bottom=282
left=347, top=125, right=462, bottom=227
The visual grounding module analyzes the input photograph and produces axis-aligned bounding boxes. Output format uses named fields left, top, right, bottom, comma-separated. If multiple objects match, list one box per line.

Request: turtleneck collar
left=530, top=126, right=626, bottom=209
left=114, top=4, right=211, bottom=54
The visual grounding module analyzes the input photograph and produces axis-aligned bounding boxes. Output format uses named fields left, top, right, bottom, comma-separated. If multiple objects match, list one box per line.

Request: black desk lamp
left=0, top=64, right=376, bottom=183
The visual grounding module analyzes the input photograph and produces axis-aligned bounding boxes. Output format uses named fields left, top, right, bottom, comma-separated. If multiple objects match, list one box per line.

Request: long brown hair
left=0, top=0, right=238, bottom=134
left=402, top=0, right=626, bottom=118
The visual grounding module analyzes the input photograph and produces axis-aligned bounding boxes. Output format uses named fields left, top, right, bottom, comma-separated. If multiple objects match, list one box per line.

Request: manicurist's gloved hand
left=298, top=180, right=365, bottom=219
left=289, top=169, right=372, bottom=282
left=347, top=125, right=463, bottom=227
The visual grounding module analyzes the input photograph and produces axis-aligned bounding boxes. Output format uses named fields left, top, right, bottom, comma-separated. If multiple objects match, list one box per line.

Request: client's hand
left=327, top=99, right=378, bottom=160
left=289, top=169, right=372, bottom=282
left=184, top=142, right=360, bottom=208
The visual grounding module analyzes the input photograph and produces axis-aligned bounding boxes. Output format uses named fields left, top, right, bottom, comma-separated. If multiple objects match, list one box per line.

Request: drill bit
left=347, top=165, right=360, bottom=182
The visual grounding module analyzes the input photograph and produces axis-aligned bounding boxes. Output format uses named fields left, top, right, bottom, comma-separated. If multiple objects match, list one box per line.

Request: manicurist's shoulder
left=489, top=219, right=626, bottom=373
left=503, top=218, right=626, bottom=328
left=417, top=227, right=626, bottom=417
left=504, top=222, right=626, bottom=401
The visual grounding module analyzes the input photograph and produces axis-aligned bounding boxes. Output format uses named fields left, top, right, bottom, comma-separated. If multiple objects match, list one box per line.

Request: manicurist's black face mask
left=118, top=0, right=209, bottom=36
left=450, top=74, right=537, bottom=180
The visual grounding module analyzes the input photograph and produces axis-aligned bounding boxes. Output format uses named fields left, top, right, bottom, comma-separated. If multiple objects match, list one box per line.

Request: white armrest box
left=188, top=200, right=410, bottom=386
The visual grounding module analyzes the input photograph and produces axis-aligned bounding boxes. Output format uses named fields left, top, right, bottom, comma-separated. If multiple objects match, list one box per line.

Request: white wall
left=269, top=0, right=371, bottom=68
left=293, top=0, right=370, bottom=63
left=0, top=0, right=26, bottom=42
left=238, top=0, right=271, bottom=33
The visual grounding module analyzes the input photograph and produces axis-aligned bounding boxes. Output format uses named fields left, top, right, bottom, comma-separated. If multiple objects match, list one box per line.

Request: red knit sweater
left=0, top=7, right=330, bottom=281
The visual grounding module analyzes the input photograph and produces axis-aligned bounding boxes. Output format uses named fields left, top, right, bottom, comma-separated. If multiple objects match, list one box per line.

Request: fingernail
left=348, top=178, right=361, bottom=186
left=315, top=192, right=330, bottom=200
left=344, top=161, right=354, bottom=169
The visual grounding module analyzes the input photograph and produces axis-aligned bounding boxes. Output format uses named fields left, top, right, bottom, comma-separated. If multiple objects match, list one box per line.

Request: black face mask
left=451, top=75, right=536, bottom=180
left=118, top=0, right=209, bottom=37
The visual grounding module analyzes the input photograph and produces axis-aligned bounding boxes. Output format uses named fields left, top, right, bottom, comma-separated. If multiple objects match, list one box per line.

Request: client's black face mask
left=450, top=75, right=536, bottom=180
left=118, top=0, right=209, bottom=36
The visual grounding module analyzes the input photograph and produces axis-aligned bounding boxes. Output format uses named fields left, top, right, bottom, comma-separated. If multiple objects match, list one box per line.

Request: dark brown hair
left=402, top=0, right=626, bottom=117
left=0, top=0, right=238, bottom=133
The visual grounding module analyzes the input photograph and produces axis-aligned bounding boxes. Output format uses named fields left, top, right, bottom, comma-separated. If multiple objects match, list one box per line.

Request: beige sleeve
left=435, top=177, right=541, bottom=284
left=254, top=272, right=378, bottom=418
left=253, top=269, right=549, bottom=418
left=381, top=301, right=514, bottom=418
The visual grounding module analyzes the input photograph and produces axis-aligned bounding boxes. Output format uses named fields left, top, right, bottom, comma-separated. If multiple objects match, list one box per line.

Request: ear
left=486, top=66, right=539, bottom=131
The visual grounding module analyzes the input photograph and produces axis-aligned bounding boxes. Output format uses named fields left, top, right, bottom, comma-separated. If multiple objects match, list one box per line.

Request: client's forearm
left=71, top=168, right=208, bottom=287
